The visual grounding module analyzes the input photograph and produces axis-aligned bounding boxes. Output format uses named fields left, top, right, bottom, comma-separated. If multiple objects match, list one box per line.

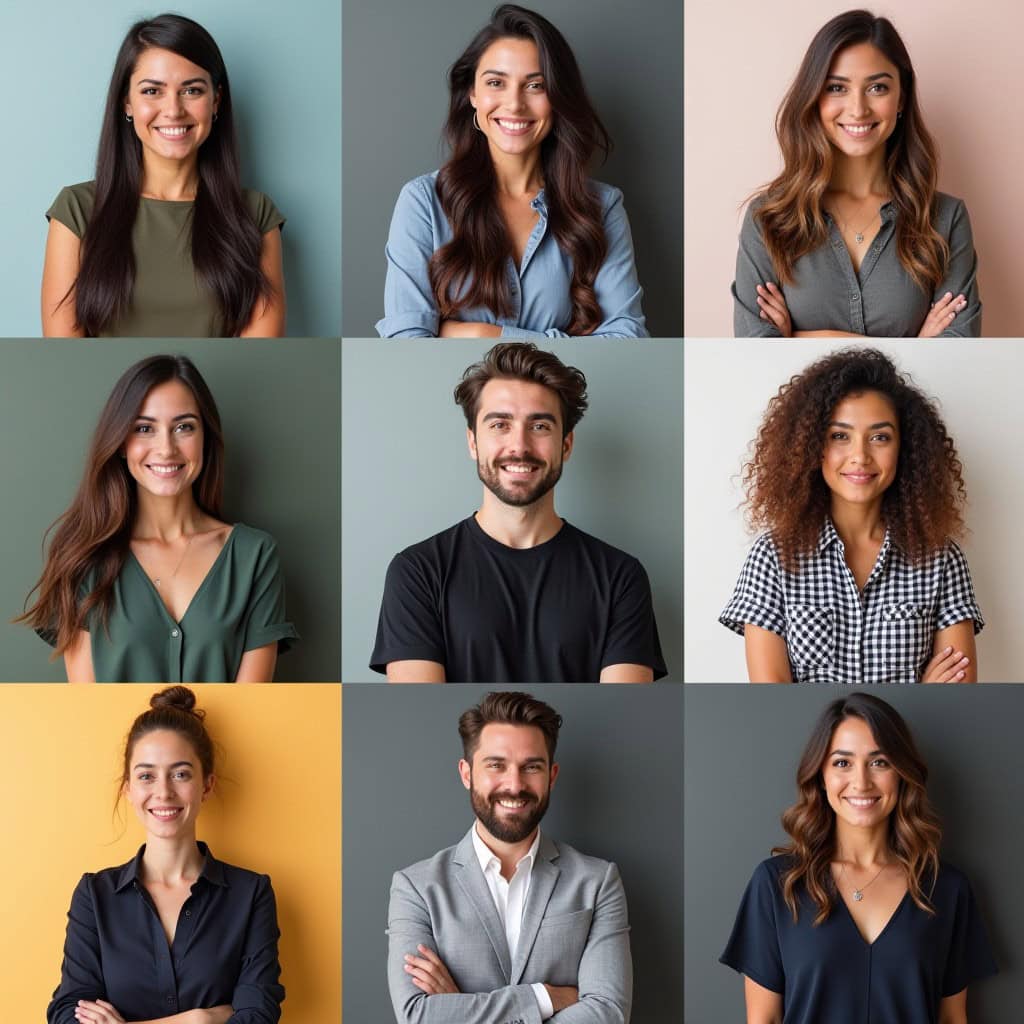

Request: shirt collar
left=817, top=517, right=894, bottom=565
left=471, top=823, right=541, bottom=878
left=114, top=840, right=227, bottom=893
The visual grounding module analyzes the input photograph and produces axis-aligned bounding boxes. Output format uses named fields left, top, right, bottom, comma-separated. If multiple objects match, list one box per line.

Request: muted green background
left=0, top=339, right=340, bottom=682
left=1, top=0, right=341, bottom=337
left=341, top=339, right=684, bottom=682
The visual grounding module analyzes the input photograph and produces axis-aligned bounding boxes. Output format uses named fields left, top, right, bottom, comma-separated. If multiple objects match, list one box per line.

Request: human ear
left=458, top=758, right=472, bottom=790
left=561, top=430, right=574, bottom=461
left=466, top=426, right=478, bottom=461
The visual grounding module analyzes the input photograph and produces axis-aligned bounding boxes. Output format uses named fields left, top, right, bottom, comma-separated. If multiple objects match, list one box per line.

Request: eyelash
left=825, top=83, right=889, bottom=95
left=133, top=423, right=196, bottom=434
left=484, top=79, right=545, bottom=90
left=829, top=432, right=891, bottom=442
left=140, top=87, right=205, bottom=96
left=831, top=758, right=889, bottom=768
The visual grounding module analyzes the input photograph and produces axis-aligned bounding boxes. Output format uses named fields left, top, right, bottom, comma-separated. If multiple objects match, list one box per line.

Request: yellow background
left=0, top=684, right=341, bottom=1022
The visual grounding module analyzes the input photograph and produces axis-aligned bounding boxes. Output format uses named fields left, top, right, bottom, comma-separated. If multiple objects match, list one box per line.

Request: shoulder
left=743, top=532, right=783, bottom=568
left=397, top=171, right=441, bottom=205
left=48, top=180, right=97, bottom=235
left=230, top=523, right=280, bottom=552
left=241, top=189, right=284, bottom=232
left=557, top=522, right=651, bottom=582
left=587, top=179, right=625, bottom=212
left=392, top=839, right=462, bottom=888
left=549, top=837, right=616, bottom=877
left=932, top=191, right=972, bottom=233
left=393, top=519, right=470, bottom=564
left=213, top=856, right=275, bottom=893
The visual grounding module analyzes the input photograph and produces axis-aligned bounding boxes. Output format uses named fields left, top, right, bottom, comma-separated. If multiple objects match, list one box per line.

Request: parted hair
left=751, top=10, right=948, bottom=296
left=773, top=692, right=942, bottom=925
left=454, top=341, right=588, bottom=436
left=459, top=691, right=563, bottom=762
left=743, top=347, right=965, bottom=570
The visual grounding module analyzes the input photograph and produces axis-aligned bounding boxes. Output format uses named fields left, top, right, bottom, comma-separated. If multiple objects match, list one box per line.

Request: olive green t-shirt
left=40, top=524, right=298, bottom=682
left=46, top=181, right=284, bottom=337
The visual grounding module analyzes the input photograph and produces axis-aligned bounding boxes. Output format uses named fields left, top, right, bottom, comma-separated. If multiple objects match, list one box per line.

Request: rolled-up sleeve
left=936, top=199, right=981, bottom=338
left=47, top=876, right=106, bottom=1024
left=227, top=875, right=285, bottom=1024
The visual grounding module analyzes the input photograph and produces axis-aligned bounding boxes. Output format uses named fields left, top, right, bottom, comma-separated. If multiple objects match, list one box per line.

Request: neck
left=141, top=834, right=204, bottom=885
left=475, top=492, right=562, bottom=549
left=828, top=151, right=889, bottom=201
left=829, top=498, right=885, bottom=547
left=140, top=153, right=201, bottom=200
left=133, top=491, right=203, bottom=542
left=834, top=819, right=892, bottom=869
left=489, top=148, right=544, bottom=198
left=475, top=820, right=538, bottom=880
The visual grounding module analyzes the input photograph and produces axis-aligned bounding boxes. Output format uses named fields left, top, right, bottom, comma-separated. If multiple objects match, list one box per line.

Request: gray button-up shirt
left=732, top=192, right=981, bottom=337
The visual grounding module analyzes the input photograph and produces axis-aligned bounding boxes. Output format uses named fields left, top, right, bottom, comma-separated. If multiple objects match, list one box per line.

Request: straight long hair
left=752, top=10, right=948, bottom=295
left=430, top=4, right=611, bottom=335
left=71, top=14, right=269, bottom=336
left=16, top=356, right=224, bottom=656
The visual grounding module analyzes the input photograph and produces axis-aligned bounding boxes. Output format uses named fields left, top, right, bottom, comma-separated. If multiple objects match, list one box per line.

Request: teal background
left=1, top=0, right=340, bottom=337
left=0, top=339, right=341, bottom=682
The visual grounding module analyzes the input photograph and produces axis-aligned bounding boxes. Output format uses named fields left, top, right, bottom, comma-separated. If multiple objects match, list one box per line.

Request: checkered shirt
left=719, top=521, right=984, bottom=683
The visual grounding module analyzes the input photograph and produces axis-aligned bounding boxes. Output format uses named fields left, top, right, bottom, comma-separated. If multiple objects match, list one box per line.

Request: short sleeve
left=720, top=534, right=787, bottom=637
left=244, top=190, right=285, bottom=235
left=941, top=874, right=998, bottom=997
left=733, top=204, right=783, bottom=338
left=935, top=199, right=981, bottom=338
left=369, top=551, right=446, bottom=673
left=935, top=541, right=984, bottom=634
left=47, top=875, right=106, bottom=1024
left=377, top=176, right=441, bottom=338
left=720, top=861, right=785, bottom=994
left=602, top=557, right=667, bottom=678
left=46, top=183, right=95, bottom=239
left=242, top=537, right=298, bottom=654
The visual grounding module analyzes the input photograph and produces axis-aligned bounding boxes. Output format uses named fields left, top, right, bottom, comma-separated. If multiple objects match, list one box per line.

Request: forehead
left=137, top=379, right=201, bottom=418
left=827, top=42, right=899, bottom=81
left=828, top=716, right=880, bottom=753
left=130, top=728, right=199, bottom=766
left=473, top=722, right=549, bottom=762
left=476, top=377, right=561, bottom=424
left=829, top=389, right=898, bottom=424
left=131, top=46, right=212, bottom=85
left=475, top=36, right=542, bottom=76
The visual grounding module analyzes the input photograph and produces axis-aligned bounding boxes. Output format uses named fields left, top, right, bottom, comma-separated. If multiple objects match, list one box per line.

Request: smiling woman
left=41, top=14, right=285, bottom=337
left=15, top=355, right=297, bottom=682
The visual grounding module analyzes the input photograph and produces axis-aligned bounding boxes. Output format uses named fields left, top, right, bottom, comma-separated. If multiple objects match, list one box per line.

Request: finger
left=416, top=944, right=442, bottom=964
left=757, top=298, right=786, bottom=329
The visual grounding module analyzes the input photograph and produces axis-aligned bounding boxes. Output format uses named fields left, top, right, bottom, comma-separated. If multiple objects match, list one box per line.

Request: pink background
left=684, top=0, right=1024, bottom=337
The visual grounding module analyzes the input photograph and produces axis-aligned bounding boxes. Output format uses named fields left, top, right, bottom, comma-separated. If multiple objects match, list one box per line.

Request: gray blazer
left=387, top=828, right=632, bottom=1024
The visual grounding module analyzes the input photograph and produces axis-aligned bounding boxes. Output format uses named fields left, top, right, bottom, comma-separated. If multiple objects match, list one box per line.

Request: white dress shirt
left=472, top=824, right=555, bottom=1019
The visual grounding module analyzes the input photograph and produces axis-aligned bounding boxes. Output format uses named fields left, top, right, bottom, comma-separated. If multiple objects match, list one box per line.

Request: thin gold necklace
left=152, top=533, right=196, bottom=589
left=839, top=859, right=888, bottom=902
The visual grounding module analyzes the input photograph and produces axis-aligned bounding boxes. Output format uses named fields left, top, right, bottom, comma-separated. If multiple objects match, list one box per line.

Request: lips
left=841, top=471, right=877, bottom=484
left=149, top=807, right=183, bottom=820
left=492, top=793, right=534, bottom=811
left=154, top=125, right=195, bottom=139
left=844, top=796, right=880, bottom=808
left=839, top=122, right=878, bottom=138
left=147, top=463, right=185, bottom=477
left=494, top=118, right=533, bottom=136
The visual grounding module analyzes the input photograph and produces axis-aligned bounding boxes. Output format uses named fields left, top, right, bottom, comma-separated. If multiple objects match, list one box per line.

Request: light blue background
left=1, top=0, right=340, bottom=337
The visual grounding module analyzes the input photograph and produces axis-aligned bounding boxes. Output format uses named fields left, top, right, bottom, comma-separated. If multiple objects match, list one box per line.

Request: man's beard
left=476, top=453, right=562, bottom=507
left=470, top=779, right=550, bottom=843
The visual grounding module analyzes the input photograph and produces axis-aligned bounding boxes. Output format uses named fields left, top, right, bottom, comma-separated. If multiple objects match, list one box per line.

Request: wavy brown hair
left=743, top=348, right=965, bottom=570
left=773, top=692, right=942, bottom=925
left=429, top=4, right=611, bottom=334
left=752, top=10, right=948, bottom=295
left=16, top=356, right=224, bottom=656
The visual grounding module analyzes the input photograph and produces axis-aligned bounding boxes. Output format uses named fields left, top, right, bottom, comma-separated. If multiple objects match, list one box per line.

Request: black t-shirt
left=721, top=855, right=997, bottom=1024
left=370, top=515, right=667, bottom=682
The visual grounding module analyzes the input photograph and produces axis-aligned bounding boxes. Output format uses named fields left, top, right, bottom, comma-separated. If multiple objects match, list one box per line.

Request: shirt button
left=171, top=629, right=179, bottom=638
left=185, top=909, right=191, bottom=916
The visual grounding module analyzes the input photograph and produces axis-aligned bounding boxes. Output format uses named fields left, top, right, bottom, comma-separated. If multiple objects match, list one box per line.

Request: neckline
left=837, top=884, right=910, bottom=948
left=129, top=525, right=238, bottom=626
left=467, top=512, right=567, bottom=555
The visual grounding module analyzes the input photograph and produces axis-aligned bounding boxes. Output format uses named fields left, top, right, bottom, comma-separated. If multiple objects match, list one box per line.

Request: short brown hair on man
left=458, top=691, right=563, bottom=762
left=453, top=343, right=589, bottom=437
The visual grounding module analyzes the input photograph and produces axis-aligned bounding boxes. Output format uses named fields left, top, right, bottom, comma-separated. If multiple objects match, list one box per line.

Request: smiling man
left=387, top=691, right=632, bottom=1024
left=370, top=342, right=666, bottom=682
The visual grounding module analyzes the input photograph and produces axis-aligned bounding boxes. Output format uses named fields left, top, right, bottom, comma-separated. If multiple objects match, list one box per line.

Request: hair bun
left=150, top=685, right=204, bottom=719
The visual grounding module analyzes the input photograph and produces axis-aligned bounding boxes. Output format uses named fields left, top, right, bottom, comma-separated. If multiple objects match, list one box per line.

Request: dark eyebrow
left=826, top=72, right=894, bottom=82
left=136, top=77, right=208, bottom=86
left=481, top=411, right=557, bottom=424
left=829, top=749, right=885, bottom=757
left=480, top=69, right=544, bottom=79
left=135, top=413, right=200, bottom=423
left=828, top=420, right=895, bottom=430
left=133, top=760, right=194, bottom=770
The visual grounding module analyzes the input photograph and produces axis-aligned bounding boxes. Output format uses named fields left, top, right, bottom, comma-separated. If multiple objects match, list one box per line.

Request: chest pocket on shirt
left=881, top=602, right=933, bottom=682
left=785, top=605, right=834, bottom=675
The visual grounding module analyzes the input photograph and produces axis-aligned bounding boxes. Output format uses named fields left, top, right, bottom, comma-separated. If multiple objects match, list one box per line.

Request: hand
left=194, top=1007, right=234, bottom=1024
left=75, top=1000, right=124, bottom=1024
left=921, top=646, right=971, bottom=682
left=755, top=283, right=792, bottom=336
left=404, top=944, right=460, bottom=994
left=439, top=319, right=503, bottom=338
left=544, top=985, right=580, bottom=1012
left=917, top=292, right=966, bottom=338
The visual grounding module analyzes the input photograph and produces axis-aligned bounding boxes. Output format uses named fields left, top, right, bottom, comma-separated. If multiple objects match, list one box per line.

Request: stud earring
left=125, top=113, right=133, bottom=122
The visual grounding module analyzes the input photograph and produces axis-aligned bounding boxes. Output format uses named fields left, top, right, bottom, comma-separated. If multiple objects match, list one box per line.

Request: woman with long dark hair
left=47, top=686, right=284, bottom=1023
left=376, top=3, right=646, bottom=338
left=722, top=693, right=996, bottom=1023
left=41, top=14, right=285, bottom=337
left=16, top=355, right=296, bottom=682
left=720, top=348, right=983, bottom=683
left=733, top=10, right=979, bottom=338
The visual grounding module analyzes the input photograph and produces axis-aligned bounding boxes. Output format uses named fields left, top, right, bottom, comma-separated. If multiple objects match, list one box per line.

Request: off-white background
left=684, top=339, right=1024, bottom=682
left=683, top=0, right=1024, bottom=337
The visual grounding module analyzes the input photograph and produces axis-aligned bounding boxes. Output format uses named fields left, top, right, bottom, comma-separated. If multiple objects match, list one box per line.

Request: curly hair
left=773, top=692, right=942, bottom=925
left=743, top=347, right=965, bottom=570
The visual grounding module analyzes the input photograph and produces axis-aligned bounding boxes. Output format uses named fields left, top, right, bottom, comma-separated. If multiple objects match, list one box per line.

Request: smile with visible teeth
left=497, top=798, right=528, bottom=809
left=154, top=125, right=194, bottom=138
left=839, top=123, right=877, bottom=136
left=147, top=464, right=185, bottom=476
left=501, top=463, right=539, bottom=474
left=149, top=807, right=183, bottom=819
left=494, top=118, right=532, bottom=133
left=845, top=796, right=880, bottom=808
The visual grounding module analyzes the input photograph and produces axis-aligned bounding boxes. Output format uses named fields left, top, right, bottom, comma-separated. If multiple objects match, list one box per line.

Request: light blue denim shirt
left=377, top=171, right=648, bottom=338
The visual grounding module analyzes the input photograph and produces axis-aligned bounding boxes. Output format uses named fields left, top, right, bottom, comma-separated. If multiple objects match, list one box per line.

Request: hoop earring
left=897, top=111, right=903, bottom=119
left=473, top=111, right=482, bottom=132
left=213, top=112, right=218, bottom=123
left=125, top=113, right=133, bottom=122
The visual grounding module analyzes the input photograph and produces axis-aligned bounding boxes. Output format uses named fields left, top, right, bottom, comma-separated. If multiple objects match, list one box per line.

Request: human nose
left=848, top=90, right=871, bottom=118
left=163, top=91, right=186, bottom=118
left=848, top=435, right=871, bottom=464
left=852, top=762, right=870, bottom=790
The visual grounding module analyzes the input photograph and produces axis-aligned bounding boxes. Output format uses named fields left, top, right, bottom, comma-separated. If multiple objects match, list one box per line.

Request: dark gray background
left=684, top=685, right=1024, bottom=1022
left=342, top=0, right=683, bottom=338
left=343, top=683, right=684, bottom=1023
left=0, top=339, right=340, bottom=681
left=340, top=339, right=684, bottom=682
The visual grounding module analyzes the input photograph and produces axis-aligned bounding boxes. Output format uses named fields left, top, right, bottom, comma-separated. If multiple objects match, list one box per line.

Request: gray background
left=343, top=683, right=684, bottom=1023
left=340, top=339, right=683, bottom=682
left=342, top=0, right=683, bottom=338
left=684, top=685, right=1023, bottom=1022
left=0, top=339, right=340, bottom=682
left=1, top=0, right=341, bottom=337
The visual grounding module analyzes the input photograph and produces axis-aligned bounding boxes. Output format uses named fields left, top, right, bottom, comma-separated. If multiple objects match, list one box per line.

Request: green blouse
left=41, top=524, right=298, bottom=682
left=46, top=181, right=284, bottom=337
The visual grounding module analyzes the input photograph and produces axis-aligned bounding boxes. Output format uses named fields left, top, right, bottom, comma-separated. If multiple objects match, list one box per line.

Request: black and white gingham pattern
left=719, top=522, right=984, bottom=683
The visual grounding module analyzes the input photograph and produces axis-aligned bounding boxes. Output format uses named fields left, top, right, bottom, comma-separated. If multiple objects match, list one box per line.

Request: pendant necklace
left=153, top=533, right=195, bottom=588
left=832, top=203, right=880, bottom=246
left=839, top=860, right=887, bottom=901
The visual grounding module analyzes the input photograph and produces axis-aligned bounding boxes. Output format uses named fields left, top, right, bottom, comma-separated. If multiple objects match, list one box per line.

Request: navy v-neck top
left=721, top=856, right=997, bottom=1024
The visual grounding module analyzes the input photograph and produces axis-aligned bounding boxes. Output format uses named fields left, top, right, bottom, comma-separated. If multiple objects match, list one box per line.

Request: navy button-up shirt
left=47, top=842, right=284, bottom=1023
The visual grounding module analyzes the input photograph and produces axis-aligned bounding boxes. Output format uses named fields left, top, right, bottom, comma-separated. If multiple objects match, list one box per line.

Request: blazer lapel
left=511, top=834, right=560, bottom=984
left=453, top=828, right=513, bottom=981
